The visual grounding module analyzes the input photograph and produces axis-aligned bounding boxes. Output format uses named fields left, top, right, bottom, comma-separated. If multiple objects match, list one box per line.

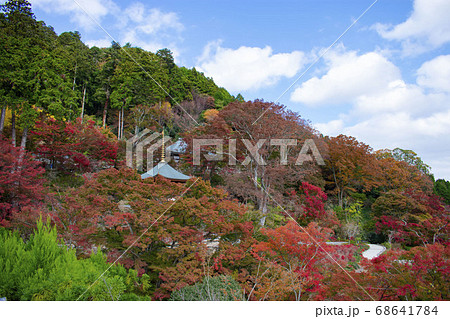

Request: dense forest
left=0, top=0, right=448, bottom=301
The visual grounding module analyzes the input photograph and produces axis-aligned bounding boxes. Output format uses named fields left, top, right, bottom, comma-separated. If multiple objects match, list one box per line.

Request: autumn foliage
left=42, top=168, right=253, bottom=298
left=251, top=221, right=333, bottom=300
left=0, top=138, right=46, bottom=226
left=31, top=118, right=118, bottom=173
left=374, top=189, right=449, bottom=246
left=321, top=243, right=449, bottom=301
left=0, top=0, right=448, bottom=300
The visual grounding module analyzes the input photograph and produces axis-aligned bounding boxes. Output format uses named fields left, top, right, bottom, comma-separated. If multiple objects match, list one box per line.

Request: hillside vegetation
left=0, top=0, right=448, bottom=301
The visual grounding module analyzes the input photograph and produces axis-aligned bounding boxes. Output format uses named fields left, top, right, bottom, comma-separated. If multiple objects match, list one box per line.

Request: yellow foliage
left=203, top=109, right=219, bottom=122
left=4, top=108, right=12, bottom=126
left=31, top=105, right=44, bottom=113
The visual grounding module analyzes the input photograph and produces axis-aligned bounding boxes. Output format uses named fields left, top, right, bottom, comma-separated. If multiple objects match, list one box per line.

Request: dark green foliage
left=0, top=0, right=235, bottom=138
left=1, top=0, right=59, bottom=126
left=170, top=275, right=243, bottom=301
left=434, top=179, right=450, bottom=205
left=177, top=67, right=235, bottom=108
left=0, top=219, right=150, bottom=300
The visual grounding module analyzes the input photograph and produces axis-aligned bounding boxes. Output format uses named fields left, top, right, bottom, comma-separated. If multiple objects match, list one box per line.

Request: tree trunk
left=20, top=126, right=28, bottom=150
left=339, top=189, right=344, bottom=208
left=102, top=91, right=110, bottom=128
left=254, top=165, right=269, bottom=226
left=118, top=108, right=121, bottom=140
left=72, top=62, right=77, bottom=91
left=259, top=194, right=268, bottom=226
left=121, top=105, right=124, bottom=139
left=209, top=161, right=217, bottom=181
left=80, top=85, right=86, bottom=123
left=332, top=166, right=344, bottom=208
left=0, top=107, right=5, bottom=135
left=17, top=126, right=28, bottom=167
left=11, top=110, right=16, bottom=147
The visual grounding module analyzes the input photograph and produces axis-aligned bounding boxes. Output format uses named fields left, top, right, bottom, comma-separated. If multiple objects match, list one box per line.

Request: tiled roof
left=141, top=161, right=190, bottom=181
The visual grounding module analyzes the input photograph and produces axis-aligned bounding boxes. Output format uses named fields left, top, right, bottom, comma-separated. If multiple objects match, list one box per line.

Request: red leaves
left=0, top=138, right=46, bottom=225
left=375, top=189, right=449, bottom=246
left=299, top=182, right=327, bottom=219
left=46, top=167, right=253, bottom=298
left=288, top=182, right=340, bottom=230
left=251, top=221, right=333, bottom=300
left=321, top=243, right=449, bottom=301
left=398, top=284, right=416, bottom=298
left=31, top=118, right=118, bottom=173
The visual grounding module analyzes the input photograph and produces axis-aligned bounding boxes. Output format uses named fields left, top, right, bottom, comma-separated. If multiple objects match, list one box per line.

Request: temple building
left=140, top=131, right=190, bottom=182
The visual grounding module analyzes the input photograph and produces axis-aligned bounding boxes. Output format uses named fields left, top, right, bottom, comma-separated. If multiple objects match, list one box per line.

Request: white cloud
left=30, top=0, right=118, bottom=30
left=308, top=50, right=450, bottom=179
left=30, top=0, right=184, bottom=56
left=417, top=55, right=450, bottom=93
left=343, top=111, right=450, bottom=148
left=120, top=29, right=181, bottom=59
left=134, top=8, right=183, bottom=34
left=428, top=157, right=450, bottom=181
left=196, top=42, right=306, bottom=92
left=314, top=119, right=344, bottom=137
left=354, top=80, right=448, bottom=117
left=291, top=50, right=401, bottom=105
left=118, top=5, right=184, bottom=58
left=316, top=109, right=450, bottom=179
left=124, top=2, right=146, bottom=23
left=374, top=0, right=450, bottom=54
left=85, top=38, right=111, bottom=48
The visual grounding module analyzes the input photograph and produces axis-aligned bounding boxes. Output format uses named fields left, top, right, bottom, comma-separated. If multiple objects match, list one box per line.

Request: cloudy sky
left=15, top=0, right=450, bottom=179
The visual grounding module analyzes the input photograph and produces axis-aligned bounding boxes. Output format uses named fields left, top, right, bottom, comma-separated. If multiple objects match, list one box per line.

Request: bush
left=170, top=275, right=243, bottom=301
left=0, top=219, right=150, bottom=300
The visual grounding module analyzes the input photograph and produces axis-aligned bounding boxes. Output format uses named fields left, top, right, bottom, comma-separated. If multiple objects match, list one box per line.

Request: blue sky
left=13, top=1, right=450, bottom=179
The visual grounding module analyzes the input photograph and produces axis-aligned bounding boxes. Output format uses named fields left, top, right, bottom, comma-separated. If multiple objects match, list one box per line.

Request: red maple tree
left=0, top=138, right=46, bottom=226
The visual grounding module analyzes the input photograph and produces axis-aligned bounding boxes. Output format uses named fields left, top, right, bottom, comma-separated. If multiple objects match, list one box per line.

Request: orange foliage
left=203, top=108, right=219, bottom=122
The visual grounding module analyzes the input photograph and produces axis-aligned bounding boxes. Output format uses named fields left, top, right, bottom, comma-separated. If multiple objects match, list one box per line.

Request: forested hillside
left=0, top=0, right=237, bottom=145
left=0, top=0, right=448, bottom=301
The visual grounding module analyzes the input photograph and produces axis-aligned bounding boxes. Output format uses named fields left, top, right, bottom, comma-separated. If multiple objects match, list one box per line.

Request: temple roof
left=141, top=161, right=190, bottom=182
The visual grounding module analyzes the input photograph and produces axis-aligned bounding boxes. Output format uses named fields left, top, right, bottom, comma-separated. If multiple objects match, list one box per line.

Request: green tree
left=0, top=0, right=45, bottom=146
left=0, top=219, right=150, bottom=300
left=110, top=46, right=169, bottom=137
left=434, top=179, right=450, bottom=205
left=92, top=42, right=120, bottom=128
left=391, top=148, right=431, bottom=175
left=0, top=0, right=78, bottom=148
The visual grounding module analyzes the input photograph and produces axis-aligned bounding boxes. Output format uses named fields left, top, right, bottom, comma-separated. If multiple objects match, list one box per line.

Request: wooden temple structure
left=140, top=131, right=190, bottom=182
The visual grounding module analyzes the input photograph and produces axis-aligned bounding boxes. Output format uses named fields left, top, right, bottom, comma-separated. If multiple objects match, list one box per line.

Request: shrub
left=170, top=275, right=243, bottom=301
left=0, top=219, right=150, bottom=300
